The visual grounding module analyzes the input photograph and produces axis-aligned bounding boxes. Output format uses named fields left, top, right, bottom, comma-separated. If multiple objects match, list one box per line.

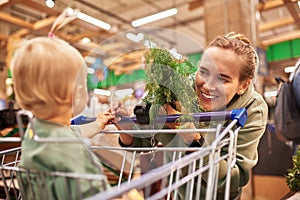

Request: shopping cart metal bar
left=99, top=128, right=218, bottom=134
left=0, top=137, right=22, bottom=142
left=71, top=108, right=247, bottom=127
left=0, top=165, right=109, bottom=200
left=85, top=141, right=225, bottom=200
left=0, top=147, right=21, bottom=167
left=91, top=146, right=204, bottom=152
left=0, top=108, right=247, bottom=200
left=205, top=118, right=241, bottom=200
left=9, top=109, right=246, bottom=144
left=85, top=110, right=244, bottom=200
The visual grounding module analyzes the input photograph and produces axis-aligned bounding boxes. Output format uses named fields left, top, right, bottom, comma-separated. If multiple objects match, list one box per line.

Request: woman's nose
left=203, top=77, right=216, bottom=91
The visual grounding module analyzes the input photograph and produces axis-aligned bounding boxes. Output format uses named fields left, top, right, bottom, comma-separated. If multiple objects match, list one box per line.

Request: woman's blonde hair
left=11, top=37, right=87, bottom=120
left=207, top=32, right=258, bottom=82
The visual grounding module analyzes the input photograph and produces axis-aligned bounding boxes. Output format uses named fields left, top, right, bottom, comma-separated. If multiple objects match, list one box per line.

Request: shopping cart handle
left=71, top=116, right=97, bottom=125
left=71, top=108, right=248, bottom=127
left=230, top=108, right=247, bottom=127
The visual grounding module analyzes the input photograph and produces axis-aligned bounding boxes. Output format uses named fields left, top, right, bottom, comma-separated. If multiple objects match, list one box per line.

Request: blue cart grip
left=230, top=108, right=248, bottom=127
left=71, top=116, right=96, bottom=125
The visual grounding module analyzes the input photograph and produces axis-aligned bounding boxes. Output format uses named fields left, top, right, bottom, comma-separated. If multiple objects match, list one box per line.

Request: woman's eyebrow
left=219, top=73, right=232, bottom=80
left=199, top=66, right=208, bottom=70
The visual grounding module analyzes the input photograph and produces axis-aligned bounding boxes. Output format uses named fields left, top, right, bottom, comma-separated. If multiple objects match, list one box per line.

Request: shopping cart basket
left=0, top=108, right=247, bottom=200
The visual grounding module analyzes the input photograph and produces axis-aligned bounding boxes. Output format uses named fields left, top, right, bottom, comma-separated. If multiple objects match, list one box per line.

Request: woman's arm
left=119, top=133, right=134, bottom=146
left=163, top=103, right=201, bottom=144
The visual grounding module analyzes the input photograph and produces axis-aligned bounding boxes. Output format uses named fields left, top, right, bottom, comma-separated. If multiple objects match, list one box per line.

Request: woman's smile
left=201, top=91, right=218, bottom=100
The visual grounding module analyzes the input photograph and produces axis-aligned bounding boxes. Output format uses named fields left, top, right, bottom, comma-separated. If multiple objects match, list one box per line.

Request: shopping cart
left=0, top=108, right=247, bottom=200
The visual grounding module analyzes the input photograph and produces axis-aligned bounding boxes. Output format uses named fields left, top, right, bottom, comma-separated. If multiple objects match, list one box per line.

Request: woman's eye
left=218, top=76, right=228, bottom=83
left=199, top=69, right=208, bottom=76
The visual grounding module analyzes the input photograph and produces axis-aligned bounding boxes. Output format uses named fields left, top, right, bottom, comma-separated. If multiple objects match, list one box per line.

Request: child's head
left=11, top=37, right=88, bottom=120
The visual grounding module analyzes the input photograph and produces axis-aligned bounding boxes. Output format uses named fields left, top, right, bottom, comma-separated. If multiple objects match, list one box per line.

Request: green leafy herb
left=286, top=146, right=300, bottom=191
left=142, top=48, right=200, bottom=123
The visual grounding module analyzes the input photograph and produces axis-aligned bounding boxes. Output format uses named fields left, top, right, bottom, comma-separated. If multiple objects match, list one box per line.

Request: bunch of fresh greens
left=286, top=146, right=300, bottom=192
left=142, top=47, right=200, bottom=123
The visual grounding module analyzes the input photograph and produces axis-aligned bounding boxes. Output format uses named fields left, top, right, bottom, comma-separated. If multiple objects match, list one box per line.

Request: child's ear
left=237, top=80, right=250, bottom=95
left=72, top=65, right=88, bottom=116
left=72, top=84, right=88, bottom=116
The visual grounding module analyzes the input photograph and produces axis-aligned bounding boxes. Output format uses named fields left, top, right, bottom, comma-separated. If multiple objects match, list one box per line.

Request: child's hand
left=96, top=112, right=115, bottom=130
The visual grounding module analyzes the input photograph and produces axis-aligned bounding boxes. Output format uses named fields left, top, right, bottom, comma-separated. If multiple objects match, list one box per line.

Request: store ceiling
left=0, top=0, right=300, bottom=77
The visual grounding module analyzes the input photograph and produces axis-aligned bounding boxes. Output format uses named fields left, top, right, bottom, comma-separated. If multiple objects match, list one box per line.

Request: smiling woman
left=190, top=32, right=268, bottom=199
left=115, top=32, right=269, bottom=199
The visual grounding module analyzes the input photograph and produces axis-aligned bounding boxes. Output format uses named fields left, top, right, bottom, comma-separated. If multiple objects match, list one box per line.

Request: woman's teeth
left=202, top=92, right=216, bottom=99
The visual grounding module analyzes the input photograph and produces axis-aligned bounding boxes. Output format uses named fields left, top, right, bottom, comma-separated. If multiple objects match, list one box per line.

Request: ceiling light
left=5, top=78, right=12, bottom=85
left=87, top=67, right=95, bottom=74
left=0, top=0, right=9, bottom=6
left=81, top=37, right=91, bottom=43
left=45, top=0, right=55, bottom=8
left=77, top=12, right=111, bottom=30
left=131, top=8, right=178, bottom=27
left=66, top=7, right=78, bottom=16
left=284, top=66, right=295, bottom=73
left=85, top=56, right=96, bottom=64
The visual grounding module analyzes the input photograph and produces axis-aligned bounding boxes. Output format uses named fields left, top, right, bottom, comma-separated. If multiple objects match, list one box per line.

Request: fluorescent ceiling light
left=85, top=56, right=96, bottom=64
left=5, top=78, right=12, bottom=85
left=87, top=67, right=95, bottom=74
left=77, top=12, right=111, bottom=30
left=132, top=8, right=178, bottom=27
left=81, top=37, right=91, bottom=43
left=0, top=0, right=9, bottom=6
left=45, top=0, right=55, bottom=8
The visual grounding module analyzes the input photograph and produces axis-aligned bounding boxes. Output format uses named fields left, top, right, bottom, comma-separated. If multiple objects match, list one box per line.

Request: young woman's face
left=195, top=47, right=249, bottom=111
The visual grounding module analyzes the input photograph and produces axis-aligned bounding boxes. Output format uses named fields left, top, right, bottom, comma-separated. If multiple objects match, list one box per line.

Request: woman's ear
left=237, top=80, right=251, bottom=95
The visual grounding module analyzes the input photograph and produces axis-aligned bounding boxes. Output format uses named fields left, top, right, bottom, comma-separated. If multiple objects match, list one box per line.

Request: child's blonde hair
left=11, top=37, right=88, bottom=120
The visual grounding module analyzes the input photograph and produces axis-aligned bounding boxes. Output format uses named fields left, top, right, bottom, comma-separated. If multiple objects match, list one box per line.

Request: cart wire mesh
left=0, top=108, right=247, bottom=200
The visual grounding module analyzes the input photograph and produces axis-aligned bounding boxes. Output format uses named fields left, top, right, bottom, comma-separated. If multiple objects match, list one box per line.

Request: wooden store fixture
left=0, top=0, right=300, bottom=82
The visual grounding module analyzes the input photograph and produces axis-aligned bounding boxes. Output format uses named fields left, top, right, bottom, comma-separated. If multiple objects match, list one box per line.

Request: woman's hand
left=163, top=103, right=181, bottom=129
left=163, top=103, right=200, bottom=144
left=109, top=102, right=133, bottom=128
left=176, top=122, right=201, bottom=144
